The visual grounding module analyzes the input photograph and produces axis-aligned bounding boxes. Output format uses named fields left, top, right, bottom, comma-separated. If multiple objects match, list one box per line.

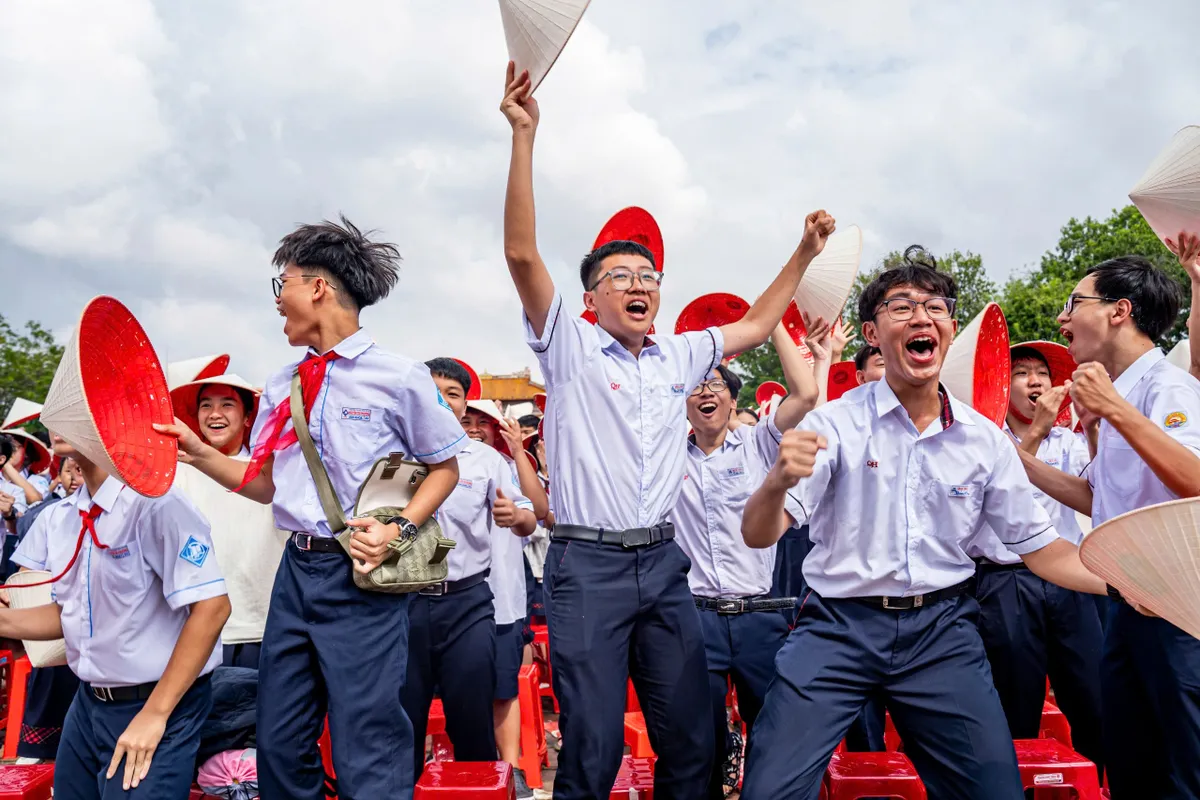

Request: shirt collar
left=309, top=328, right=374, bottom=361
left=1111, top=347, right=1164, bottom=400
left=595, top=323, right=659, bottom=357
left=72, top=476, right=123, bottom=514
left=872, top=378, right=970, bottom=428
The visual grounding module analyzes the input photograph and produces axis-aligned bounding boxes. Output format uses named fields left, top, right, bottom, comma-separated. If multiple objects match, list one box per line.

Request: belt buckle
left=621, top=527, right=652, bottom=548
left=92, top=686, right=115, bottom=703
left=294, top=534, right=312, bottom=552
left=716, top=599, right=742, bottom=615
left=881, top=596, right=908, bottom=611
left=420, top=583, right=447, bottom=597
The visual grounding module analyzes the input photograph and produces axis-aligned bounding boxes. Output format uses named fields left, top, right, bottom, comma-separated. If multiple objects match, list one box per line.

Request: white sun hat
left=166, top=354, right=230, bottom=391
left=499, top=0, right=592, bottom=94
left=2, top=398, right=43, bottom=430
left=942, top=302, right=1011, bottom=428
left=1130, top=125, right=1200, bottom=246
left=792, top=225, right=863, bottom=330
left=466, top=398, right=538, bottom=471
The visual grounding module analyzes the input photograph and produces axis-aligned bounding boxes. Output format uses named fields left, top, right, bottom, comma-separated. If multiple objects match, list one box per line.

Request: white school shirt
left=437, top=442, right=533, bottom=583
left=487, top=456, right=533, bottom=625
left=173, top=455, right=288, bottom=644
left=1087, top=348, right=1200, bottom=526
left=250, top=328, right=468, bottom=538
left=21, top=469, right=51, bottom=502
left=525, top=292, right=724, bottom=528
left=670, top=412, right=806, bottom=598
left=793, top=379, right=1060, bottom=598
left=967, top=425, right=1090, bottom=565
left=13, top=477, right=227, bottom=687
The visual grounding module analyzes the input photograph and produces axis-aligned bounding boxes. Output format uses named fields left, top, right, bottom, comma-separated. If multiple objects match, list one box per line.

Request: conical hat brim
left=1080, top=496, right=1200, bottom=640
left=499, top=0, right=592, bottom=94
left=2, top=398, right=43, bottom=430
left=5, top=571, right=68, bottom=667
left=942, top=303, right=1011, bottom=427
left=41, top=296, right=177, bottom=497
left=1129, top=126, right=1200, bottom=245
left=755, top=381, right=787, bottom=408
left=453, top=359, right=484, bottom=401
left=793, top=225, right=863, bottom=326
left=827, top=361, right=860, bottom=402
left=3, top=429, right=51, bottom=475
left=593, top=207, right=665, bottom=272
left=166, top=354, right=230, bottom=391
left=169, top=374, right=262, bottom=448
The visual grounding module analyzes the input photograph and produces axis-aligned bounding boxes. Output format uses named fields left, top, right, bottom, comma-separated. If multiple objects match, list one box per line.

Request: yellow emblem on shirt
left=1164, top=411, right=1188, bottom=430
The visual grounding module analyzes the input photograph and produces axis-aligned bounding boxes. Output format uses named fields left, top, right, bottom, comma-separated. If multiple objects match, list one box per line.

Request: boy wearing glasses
left=1021, top=255, right=1200, bottom=799
left=738, top=253, right=1107, bottom=799
left=499, top=61, right=834, bottom=800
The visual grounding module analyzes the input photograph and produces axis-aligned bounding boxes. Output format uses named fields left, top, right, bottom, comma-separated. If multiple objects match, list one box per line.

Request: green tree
left=998, top=205, right=1188, bottom=347
left=0, top=315, right=63, bottom=424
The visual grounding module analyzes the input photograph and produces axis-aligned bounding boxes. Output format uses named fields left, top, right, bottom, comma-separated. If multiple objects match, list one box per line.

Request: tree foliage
left=0, top=315, right=63, bottom=425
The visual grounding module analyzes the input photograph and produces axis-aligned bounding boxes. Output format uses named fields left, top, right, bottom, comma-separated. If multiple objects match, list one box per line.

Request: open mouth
left=205, top=421, right=228, bottom=431
left=905, top=334, right=937, bottom=364
left=1028, top=392, right=1041, bottom=406
left=625, top=298, right=649, bottom=319
left=697, top=401, right=719, bottom=417
left=466, top=431, right=486, bottom=442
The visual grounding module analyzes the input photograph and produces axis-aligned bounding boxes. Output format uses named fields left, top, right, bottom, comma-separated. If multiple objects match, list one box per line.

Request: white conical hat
left=792, top=225, right=863, bottom=328
left=1167, top=338, right=1191, bottom=371
left=499, top=0, right=591, bottom=94
left=2, top=397, right=42, bottom=430
left=4, top=571, right=68, bottom=667
left=466, top=398, right=538, bottom=471
left=942, top=302, right=1011, bottom=428
left=1080, top=496, right=1200, bottom=640
left=169, top=374, right=262, bottom=448
left=1130, top=125, right=1200, bottom=245
left=166, top=354, right=230, bottom=391
left=41, top=296, right=177, bottom=498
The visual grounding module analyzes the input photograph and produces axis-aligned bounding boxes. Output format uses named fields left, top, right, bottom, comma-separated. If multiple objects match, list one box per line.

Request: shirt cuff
left=11, top=553, right=44, bottom=571
left=164, top=578, right=228, bottom=611
left=525, top=293, right=563, bottom=354
left=707, top=326, right=726, bottom=371
left=1004, top=527, right=1060, bottom=556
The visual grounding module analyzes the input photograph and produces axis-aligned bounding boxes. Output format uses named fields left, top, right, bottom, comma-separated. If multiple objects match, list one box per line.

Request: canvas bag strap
left=290, top=371, right=348, bottom=533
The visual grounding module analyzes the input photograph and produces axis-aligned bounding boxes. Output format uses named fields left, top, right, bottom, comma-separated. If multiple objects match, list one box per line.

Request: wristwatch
left=384, top=515, right=420, bottom=542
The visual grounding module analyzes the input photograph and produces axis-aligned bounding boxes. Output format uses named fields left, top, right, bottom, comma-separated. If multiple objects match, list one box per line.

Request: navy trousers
left=18, top=665, right=80, bottom=760
left=403, top=579, right=498, bottom=779
left=257, top=543, right=414, bottom=800
left=742, top=591, right=1023, bottom=800
left=698, top=605, right=790, bottom=799
left=1103, top=603, right=1200, bottom=799
left=221, top=642, right=262, bottom=670
left=974, top=564, right=1104, bottom=774
left=54, top=675, right=211, bottom=800
left=544, top=538, right=713, bottom=800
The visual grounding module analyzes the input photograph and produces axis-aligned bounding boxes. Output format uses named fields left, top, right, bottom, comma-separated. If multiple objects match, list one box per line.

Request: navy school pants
left=403, top=579, right=498, bottom=779
left=741, top=590, right=1023, bottom=800
left=544, top=537, right=713, bottom=800
left=54, top=675, right=211, bottom=800
left=256, top=542, right=414, bottom=800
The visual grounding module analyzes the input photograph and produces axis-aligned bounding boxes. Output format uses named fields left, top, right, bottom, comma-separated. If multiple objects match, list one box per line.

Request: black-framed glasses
left=691, top=379, right=728, bottom=396
left=272, top=274, right=332, bottom=299
left=588, top=268, right=664, bottom=293
left=877, top=297, right=956, bottom=321
left=1061, top=294, right=1116, bottom=316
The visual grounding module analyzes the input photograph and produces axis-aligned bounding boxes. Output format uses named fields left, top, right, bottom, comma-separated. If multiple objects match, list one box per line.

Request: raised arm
left=803, top=315, right=834, bottom=407
left=2, top=462, right=42, bottom=506
left=153, top=420, right=275, bottom=504
left=499, top=418, right=549, bottom=521
left=720, top=211, right=836, bottom=357
left=771, top=323, right=819, bottom=431
left=1166, top=232, right=1200, bottom=380
left=500, top=62, right=556, bottom=338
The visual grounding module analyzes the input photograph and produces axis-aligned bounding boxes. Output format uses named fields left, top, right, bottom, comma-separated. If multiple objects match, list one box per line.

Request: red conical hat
left=675, top=293, right=750, bottom=359
left=166, top=354, right=230, bottom=391
left=40, top=297, right=177, bottom=497
left=4, top=429, right=51, bottom=476
left=169, top=374, right=262, bottom=450
left=755, top=381, right=787, bottom=409
left=453, top=358, right=484, bottom=401
left=593, top=207, right=664, bottom=272
left=1012, top=340, right=1075, bottom=427
left=827, top=361, right=860, bottom=402
left=942, top=302, right=1011, bottom=428
left=780, top=301, right=816, bottom=365
left=465, top=399, right=539, bottom=472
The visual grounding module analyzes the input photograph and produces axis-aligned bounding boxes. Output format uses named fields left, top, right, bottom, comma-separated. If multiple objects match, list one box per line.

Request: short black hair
left=274, top=215, right=401, bottom=311
left=716, top=364, right=743, bottom=399
left=0, top=435, right=13, bottom=465
left=858, top=245, right=958, bottom=324
left=425, top=357, right=471, bottom=396
left=1085, top=255, right=1182, bottom=342
left=517, top=414, right=540, bottom=429
left=1009, top=346, right=1050, bottom=371
left=854, top=345, right=882, bottom=372
left=579, top=240, right=656, bottom=290
left=736, top=408, right=759, bottom=421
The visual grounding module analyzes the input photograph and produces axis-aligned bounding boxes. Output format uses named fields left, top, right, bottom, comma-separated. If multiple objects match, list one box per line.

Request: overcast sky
left=2, top=0, right=1197, bottom=386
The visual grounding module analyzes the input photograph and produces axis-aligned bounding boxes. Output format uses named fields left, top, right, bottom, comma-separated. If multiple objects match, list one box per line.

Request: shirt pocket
left=928, top=480, right=985, bottom=533
left=95, top=540, right=148, bottom=605
left=324, top=410, right=389, bottom=467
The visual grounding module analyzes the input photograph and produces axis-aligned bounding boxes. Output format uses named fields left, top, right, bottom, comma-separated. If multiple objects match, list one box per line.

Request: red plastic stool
left=414, top=761, right=515, bottom=798
left=2, top=656, right=31, bottom=759
left=884, top=711, right=903, bottom=752
left=623, top=712, right=655, bottom=758
left=0, top=764, right=54, bottom=800
left=625, top=677, right=641, bottom=713
left=427, top=698, right=454, bottom=761
left=516, top=664, right=547, bottom=789
left=529, top=625, right=557, bottom=714
left=1013, top=739, right=1101, bottom=800
left=610, top=756, right=655, bottom=799
left=1039, top=701, right=1073, bottom=747
left=824, top=752, right=928, bottom=800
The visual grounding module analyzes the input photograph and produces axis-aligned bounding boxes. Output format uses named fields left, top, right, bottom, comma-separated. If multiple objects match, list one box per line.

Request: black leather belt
left=419, top=569, right=490, bottom=597
left=849, top=579, right=972, bottom=611
left=694, top=596, right=797, bottom=614
left=86, top=680, right=158, bottom=703
left=290, top=532, right=344, bottom=554
left=552, top=523, right=674, bottom=548
left=972, top=557, right=1028, bottom=572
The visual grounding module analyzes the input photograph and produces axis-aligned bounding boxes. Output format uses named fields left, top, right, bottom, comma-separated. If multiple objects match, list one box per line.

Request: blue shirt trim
left=165, top=578, right=227, bottom=600
left=411, top=432, right=467, bottom=460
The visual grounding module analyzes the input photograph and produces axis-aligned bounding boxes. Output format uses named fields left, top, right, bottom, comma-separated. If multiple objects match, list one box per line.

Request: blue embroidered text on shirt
left=724, top=466, right=746, bottom=478
left=458, top=479, right=474, bottom=490
left=671, top=383, right=686, bottom=395
left=341, top=407, right=372, bottom=422
left=108, top=545, right=132, bottom=560
left=179, top=536, right=210, bottom=567
left=949, top=485, right=973, bottom=498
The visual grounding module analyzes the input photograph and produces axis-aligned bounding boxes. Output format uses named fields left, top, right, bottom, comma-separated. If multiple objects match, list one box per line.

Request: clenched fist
left=768, top=430, right=827, bottom=489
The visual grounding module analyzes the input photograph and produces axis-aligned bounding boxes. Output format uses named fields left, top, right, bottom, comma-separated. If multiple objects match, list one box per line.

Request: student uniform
left=966, top=425, right=1103, bottom=773
left=13, top=478, right=227, bottom=799
left=527, top=292, right=722, bottom=800
left=1086, top=349, right=1200, bottom=799
left=741, top=379, right=1060, bottom=800
left=487, top=456, right=532, bottom=707
left=403, top=440, right=531, bottom=778
left=669, top=411, right=803, bottom=799
left=252, top=329, right=467, bottom=800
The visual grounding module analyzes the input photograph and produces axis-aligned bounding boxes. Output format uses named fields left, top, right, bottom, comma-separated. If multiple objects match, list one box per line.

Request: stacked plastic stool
left=415, top=761, right=515, bottom=799
left=823, top=751, right=928, bottom=800
left=1038, top=701, right=1073, bottom=747
left=609, top=756, right=655, bottom=799
left=1012, top=739, right=1101, bottom=799
left=0, top=765, right=54, bottom=800
left=623, top=712, right=655, bottom=758
left=516, top=664, right=548, bottom=789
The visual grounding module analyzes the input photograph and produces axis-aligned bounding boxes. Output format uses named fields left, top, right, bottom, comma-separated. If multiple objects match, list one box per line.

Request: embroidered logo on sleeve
left=179, top=537, right=210, bottom=568
left=1165, top=411, right=1188, bottom=430
left=948, top=485, right=974, bottom=498
left=341, top=407, right=372, bottom=422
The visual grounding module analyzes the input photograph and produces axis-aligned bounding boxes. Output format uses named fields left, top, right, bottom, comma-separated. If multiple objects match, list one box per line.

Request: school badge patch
left=437, top=391, right=451, bottom=410
left=179, top=536, right=210, bottom=568
left=1165, top=411, right=1188, bottom=430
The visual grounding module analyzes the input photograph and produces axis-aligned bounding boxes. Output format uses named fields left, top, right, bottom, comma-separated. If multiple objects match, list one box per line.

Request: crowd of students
left=0, top=60, right=1197, bottom=800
